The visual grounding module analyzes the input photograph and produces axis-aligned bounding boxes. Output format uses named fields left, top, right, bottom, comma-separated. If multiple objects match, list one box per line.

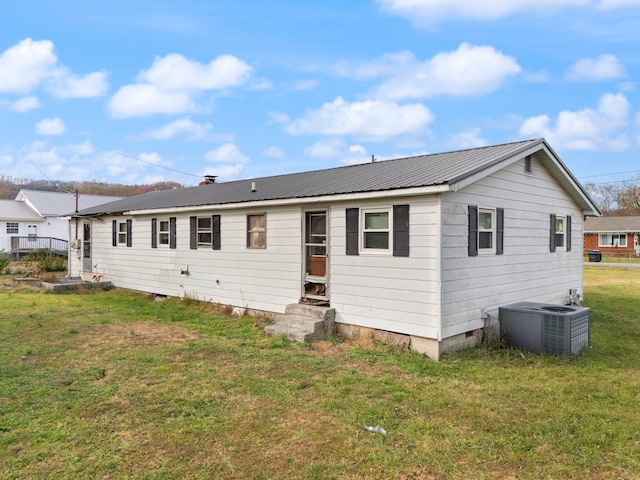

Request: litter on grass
left=363, top=424, right=387, bottom=435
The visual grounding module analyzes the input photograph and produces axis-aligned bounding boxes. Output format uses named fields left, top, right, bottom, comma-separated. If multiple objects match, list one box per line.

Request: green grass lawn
left=1, top=268, right=639, bottom=479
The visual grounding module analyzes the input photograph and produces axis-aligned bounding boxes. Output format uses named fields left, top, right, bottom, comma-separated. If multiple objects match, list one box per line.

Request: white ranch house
left=69, top=139, right=600, bottom=360
left=0, top=189, right=121, bottom=258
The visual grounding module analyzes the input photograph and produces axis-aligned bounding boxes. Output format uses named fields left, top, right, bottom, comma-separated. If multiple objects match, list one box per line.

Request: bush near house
left=0, top=267, right=638, bottom=479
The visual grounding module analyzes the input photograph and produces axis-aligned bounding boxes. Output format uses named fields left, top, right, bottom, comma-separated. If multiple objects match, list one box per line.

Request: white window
left=6, top=222, right=18, bottom=234
left=247, top=214, right=266, bottom=248
left=555, top=217, right=565, bottom=249
left=362, top=209, right=390, bottom=252
left=118, top=222, right=127, bottom=244
left=159, top=220, right=170, bottom=245
left=599, top=233, right=627, bottom=247
left=197, top=217, right=212, bottom=246
left=478, top=209, right=494, bottom=251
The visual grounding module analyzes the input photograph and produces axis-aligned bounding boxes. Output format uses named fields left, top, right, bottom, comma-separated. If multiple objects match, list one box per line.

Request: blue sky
left=1, top=0, right=640, bottom=187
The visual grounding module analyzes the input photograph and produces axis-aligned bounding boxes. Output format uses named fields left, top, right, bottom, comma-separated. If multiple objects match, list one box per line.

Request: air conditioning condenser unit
left=499, top=302, right=590, bottom=356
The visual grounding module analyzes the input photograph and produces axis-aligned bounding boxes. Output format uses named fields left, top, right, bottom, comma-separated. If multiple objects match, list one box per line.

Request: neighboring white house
left=69, top=139, right=600, bottom=359
left=0, top=189, right=122, bottom=257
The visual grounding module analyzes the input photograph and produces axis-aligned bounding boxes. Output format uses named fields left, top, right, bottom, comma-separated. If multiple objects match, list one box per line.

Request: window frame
left=247, top=213, right=266, bottom=249
left=598, top=232, right=627, bottom=247
left=197, top=216, right=213, bottom=247
left=554, top=216, right=566, bottom=251
left=158, top=220, right=170, bottom=245
left=6, top=222, right=18, bottom=234
left=361, top=207, right=392, bottom=254
left=477, top=208, right=495, bottom=254
left=118, top=222, right=128, bottom=244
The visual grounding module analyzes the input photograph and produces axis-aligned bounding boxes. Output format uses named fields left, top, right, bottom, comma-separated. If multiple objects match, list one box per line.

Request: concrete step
left=265, top=303, right=336, bottom=342
left=264, top=323, right=315, bottom=342
left=285, top=304, right=334, bottom=321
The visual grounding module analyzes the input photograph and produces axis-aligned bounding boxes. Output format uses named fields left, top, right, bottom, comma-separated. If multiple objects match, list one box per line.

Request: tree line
left=584, top=179, right=640, bottom=216
left=0, top=175, right=184, bottom=200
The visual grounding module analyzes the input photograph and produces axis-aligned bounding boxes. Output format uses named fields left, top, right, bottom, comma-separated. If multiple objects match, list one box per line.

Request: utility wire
left=93, top=143, right=203, bottom=180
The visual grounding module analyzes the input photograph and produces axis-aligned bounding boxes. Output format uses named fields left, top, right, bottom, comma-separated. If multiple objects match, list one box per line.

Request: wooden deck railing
left=10, top=237, right=69, bottom=256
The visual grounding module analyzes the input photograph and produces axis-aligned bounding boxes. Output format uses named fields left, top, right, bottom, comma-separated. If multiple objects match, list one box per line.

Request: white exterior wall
left=0, top=220, right=45, bottom=252
left=76, top=206, right=302, bottom=314
left=439, top=157, right=585, bottom=339
left=329, top=197, right=441, bottom=339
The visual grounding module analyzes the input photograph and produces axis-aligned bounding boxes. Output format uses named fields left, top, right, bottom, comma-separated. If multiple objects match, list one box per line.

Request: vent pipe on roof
left=371, top=155, right=376, bottom=163
left=251, top=181, right=257, bottom=193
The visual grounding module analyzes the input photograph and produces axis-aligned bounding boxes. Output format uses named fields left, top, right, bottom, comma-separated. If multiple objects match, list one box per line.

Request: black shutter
left=468, top=205, right=478, bottom=257
left=346, top=208, right=359, bottom=255
left=126, top=219, right=132, bottom=247
left=550, top=214, right=556, bottom=252
left=212, top=215, right=221, bottom=250
left=566, top=215, right=572, bottom=251
left=112, top=220, right=117, bottom=247
left=496, top=208, right=504, bottom=255
left=393, top=204, right=410, bottom=257
left=190, top=216, right=197, bottom=250
left=151, top=218, right=157, bottom=248
left=169, top=217, right=177, bottom=249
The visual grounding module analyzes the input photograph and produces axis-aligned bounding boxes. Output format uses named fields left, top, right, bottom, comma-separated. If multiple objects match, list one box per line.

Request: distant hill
left=0, top=176, right=184, bottom=200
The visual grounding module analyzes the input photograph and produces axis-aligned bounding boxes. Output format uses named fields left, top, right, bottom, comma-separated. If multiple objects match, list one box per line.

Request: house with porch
left=0, top=189, right=121, bottom=258
left=584, top=216, right=640, bottom=257
left=69, top=139, right=600, bottom=360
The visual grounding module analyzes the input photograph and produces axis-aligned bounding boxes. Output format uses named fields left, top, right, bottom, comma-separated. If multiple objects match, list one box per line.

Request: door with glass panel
left=303, top=211, right=328, bottom=302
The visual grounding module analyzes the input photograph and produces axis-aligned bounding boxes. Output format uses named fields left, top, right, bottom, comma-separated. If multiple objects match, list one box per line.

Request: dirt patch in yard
left=76, top=322, right=199, bottom=349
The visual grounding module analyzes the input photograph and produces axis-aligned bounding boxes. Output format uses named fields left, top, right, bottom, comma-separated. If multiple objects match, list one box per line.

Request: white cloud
left=149, top=117, right=213, bottom=140
left=9, top=95, right=40, bottom=112
left=109, top=53, right=253, bottom=118
left=263, top=146, right=285, bottom=158
left=376, top=0, right=635, bottom=24
left=205, top=143, right=250, bottom=164
left=565, top=54, right=626, bottom=81
left=373, top=43, right=521, bottom=100
left=304, top=139, right=347, bottom=159
left=284, top=97, right=434, bottom=140
left=331, top=51, right=416, bottom=80
left=303, top=139, right=371, bottom=164
left=203, top=143, right=250, bottom=180
left=109, top=84, right=195, bottom=118
left=0, top=38, right=108, bottom=98
left=0, top=38, right=57, bottom=94
left=138, top=53, right=251, bottom=91
left=36, top=117, right=66, bottom=135
left=447, top=129, right=489, bottom=149
left=48, top=70, right=109, bottom=98
left=519, top=92, right=631, bottom=150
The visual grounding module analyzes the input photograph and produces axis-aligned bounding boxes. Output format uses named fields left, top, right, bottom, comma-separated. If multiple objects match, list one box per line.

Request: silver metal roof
left=74, top=139, right=599, bottom=217
left=0, top=200, right=44, bottom=222
left=16, top=190, right=123, bottom=216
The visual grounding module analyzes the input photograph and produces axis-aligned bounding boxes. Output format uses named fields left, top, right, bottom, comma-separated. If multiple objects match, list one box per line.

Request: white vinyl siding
left=79, top=207, right=300, bottom=314
left=440, top=155, right=584, bottom=339
left=330, top=197, right=440, bottom=339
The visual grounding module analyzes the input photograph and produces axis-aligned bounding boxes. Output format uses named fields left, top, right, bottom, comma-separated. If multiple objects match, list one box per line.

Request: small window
left=524, top=155, right=532, bottom=174
left=555, top=217, right=565, bottom=249
left=247, top=214, right=266, bottom=248
left=478, top=209, right=494, bottom=250
left=599, top=233, right=627, bottom=247
left=363, top=209, right=390, bottom=251
left=159, top=220, right=170, bottom=245
left=6, top=222, right=18, bottom=234
left=198, top=217, right=212, bottom=246
left=118, top=222, right=127, bottom=244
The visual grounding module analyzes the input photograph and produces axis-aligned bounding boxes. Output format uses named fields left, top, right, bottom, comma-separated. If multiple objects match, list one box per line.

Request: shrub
left=0, top=251, right=9, bottom=274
